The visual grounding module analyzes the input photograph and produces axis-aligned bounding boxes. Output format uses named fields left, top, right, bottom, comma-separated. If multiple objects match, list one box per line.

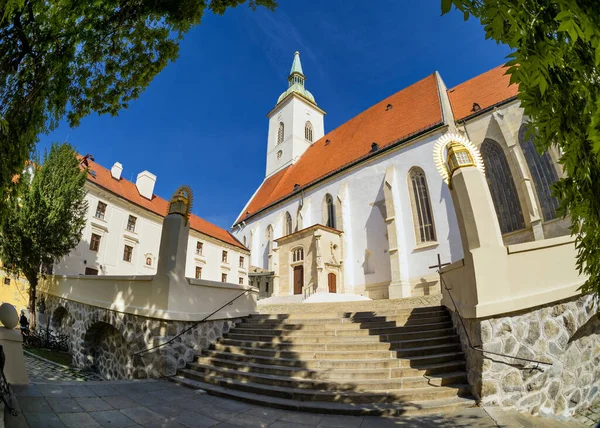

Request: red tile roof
left=448, top=64, right=519, bottom=121
left=236, top=73, right=444, bottom=224
left=83, top=159, right=247, bottom=251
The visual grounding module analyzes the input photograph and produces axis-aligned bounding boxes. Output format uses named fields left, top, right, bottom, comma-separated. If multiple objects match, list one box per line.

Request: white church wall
left=233, top=129, right=464, bottom=298
left=55, top=183, right=249, bottom=284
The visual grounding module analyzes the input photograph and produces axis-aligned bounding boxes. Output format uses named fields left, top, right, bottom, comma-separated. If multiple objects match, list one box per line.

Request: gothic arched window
left=408, top=167, right=436, bottom=244
left=285, top=212, right=293, bottom=235
left=277, top=122, right=284, bottom=145
left=519, top=126, right=560, bottom=221
left=480, top=139, right=525, bottom=234
left=296, top=206, right=303, bottom=232
left=323, top=194, right=336, bottom=229
left=305, top=121, right=313, bottom=142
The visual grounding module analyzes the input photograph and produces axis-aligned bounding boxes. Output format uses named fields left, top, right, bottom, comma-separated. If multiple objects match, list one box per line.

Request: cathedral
left=232, top=52, right=569, bottom=301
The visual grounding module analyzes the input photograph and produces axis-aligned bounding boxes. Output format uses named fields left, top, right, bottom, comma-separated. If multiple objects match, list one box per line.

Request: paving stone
left=444, top=408, right=497, bottom=427
left=47, top=397, right=85, bottom=413
left=143, top=419, right=187, bottom=428
left=90, top=409, right=137, bottom=428
left=13, top=384, right=42, bottom=397
left=65, top=385, right=97, bottom=397
left=173, top=412, right=221, bottom=428
left=87, top=384, right=120, bottom=397
left=5, top=411, right=30, bottom=428
left=359, top=416, right=405, bottom=428
left=25, top=353, right=104, bottom=382
left=243, top=406, right=287, bottom=422
left=128, top=392, right=166, bottom=407
left=38, top=384, right=70, bottom=398
left=279, top=412, right=323, bottom=426
left=18, top=396, right=53, bottom=413
left=76, top=397, right=114, bottom=412
left=25, top=412, right=67, bottom=428
left=224, top=415, right=272, bottom=428
left=270, top=422, right=315, bottom=428
left=316, top=414, right=363, bottom=428
left=58, top=412, right=103, bottom=427
left=119, top=406, right=164, bottom=425
left=101, top=396, right=139, bottom=410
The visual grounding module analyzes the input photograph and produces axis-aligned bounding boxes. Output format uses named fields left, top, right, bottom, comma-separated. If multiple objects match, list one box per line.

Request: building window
left=277, top=122, right=284, bottom=144
left=95, top=201, right=107, bottom=220
left=123, top=245, right=133, bottom=262
left=3, top=278, right=10, bottom=286
left=276, top=150, right=283, bottom=162
left=146, top=257, right=152, bottom=266
left=519, top=126, right=560, bottom=221
left=84, top=267, right=99, bottom=275
left=239, top=277, right=244, bottom=285
left=221, top=273, right=227, bottom=283
left=285, top=212, right=293, bottom=235
left=408, top=167, right=436, bottom=244
left=222, top=250, right=228, bottom=263
left=90, top=233, right=101, bottom=252
left=126, top=215, right=137, bottom=232
left=292, top=247, right=304, bottom=263
left=239, top=256, right=244, bottom=268
left=196, top=241, right=203, bottom=255
left=324, top=194, right=336, bottom=229
left=195, top=266, right=202, bottom=279
left=480, top=139, right=525, bottom=234
left=305, top=121, right=313, bottom=142
left=243, top=236, right=247, bottom=247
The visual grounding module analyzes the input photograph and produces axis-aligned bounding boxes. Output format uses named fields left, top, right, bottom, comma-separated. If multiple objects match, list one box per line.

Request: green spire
left=289, top=51, right=304, bottom=76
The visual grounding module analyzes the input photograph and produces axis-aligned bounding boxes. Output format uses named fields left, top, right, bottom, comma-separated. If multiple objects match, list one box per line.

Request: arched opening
left=82, top=321, right=132, bottom=379
left=408, top=167, right=436, bottom=244
left=277, top=122, right=284, bottom=145
left=328, top=273, right=337, bottom=293
left=323, top=194, right=336, bottom=229
left=305, top=121, right=313, bottom=142
left=480, top=139, right=525, bottom=234
left=51, top=306, right=71, bottom=331
left=519, top=125, right=560, bottom=221
left=291, top=247, right=304, bottom=295
left=284, top=212, right=293, bottom=235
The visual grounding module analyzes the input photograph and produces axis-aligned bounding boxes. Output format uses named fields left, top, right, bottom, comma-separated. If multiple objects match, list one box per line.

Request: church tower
left=265, top=52, right=326, bottom=178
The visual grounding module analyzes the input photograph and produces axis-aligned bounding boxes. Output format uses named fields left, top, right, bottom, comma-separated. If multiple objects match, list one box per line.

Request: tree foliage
left=0, top=143, right=88, bottom=328
left=0, top=0, right=276, bottom=219
left=442, top=0, right=600, bottom=296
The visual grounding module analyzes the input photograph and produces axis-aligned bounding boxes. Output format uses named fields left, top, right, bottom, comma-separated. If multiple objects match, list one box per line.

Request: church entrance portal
left=293, top=266, right=304, bottom=295
left=328, top=273, right=337, bottom=293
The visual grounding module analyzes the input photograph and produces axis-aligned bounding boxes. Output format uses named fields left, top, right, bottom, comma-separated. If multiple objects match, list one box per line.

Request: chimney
left=110, top=162, right=123, bottom=180
left=136, top=170, right=156, bottom=200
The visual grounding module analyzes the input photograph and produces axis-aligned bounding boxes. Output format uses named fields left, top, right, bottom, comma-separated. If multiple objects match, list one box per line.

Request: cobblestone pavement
left=24, top=352, right=105, bottom=382
left=5, top=379, right=589, bottom=428
left=576, top=407, right=600, bottom=427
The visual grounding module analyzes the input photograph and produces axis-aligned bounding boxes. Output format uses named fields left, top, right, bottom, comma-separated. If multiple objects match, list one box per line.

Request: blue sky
left=37, top=1, right=510, bottom=230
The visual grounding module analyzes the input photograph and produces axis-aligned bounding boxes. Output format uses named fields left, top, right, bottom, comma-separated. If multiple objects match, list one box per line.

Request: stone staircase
left=172, top=300, right=475, bottom=416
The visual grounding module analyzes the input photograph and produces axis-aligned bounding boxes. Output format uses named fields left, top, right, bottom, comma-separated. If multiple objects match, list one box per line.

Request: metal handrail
left=438, top=271, right=551, bottom=368
left=303, top=283, right=317, bottom=300
left=133, top=288, right=252, bottom=356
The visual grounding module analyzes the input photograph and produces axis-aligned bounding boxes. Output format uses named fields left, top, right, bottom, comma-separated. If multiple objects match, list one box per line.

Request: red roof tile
left=448, top=64, right=519, bottom=121
left=83, top=159, right=247, bottom=251
left=236, top=73, right=443, bottom=224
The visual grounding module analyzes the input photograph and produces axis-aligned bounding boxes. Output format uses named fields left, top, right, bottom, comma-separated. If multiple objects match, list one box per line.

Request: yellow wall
left=0, top=269, right=30, bottom=312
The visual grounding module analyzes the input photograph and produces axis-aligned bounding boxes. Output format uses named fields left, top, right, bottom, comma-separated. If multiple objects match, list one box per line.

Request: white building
left=54, top=158, right=250, bottom=285
left=233, top=53, right=568, bottom=300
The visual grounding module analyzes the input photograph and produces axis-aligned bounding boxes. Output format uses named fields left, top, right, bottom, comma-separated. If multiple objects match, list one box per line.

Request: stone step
left=175, top=370, right=471, bottom=404
left=193, top=356, right=467, bottom=380
left=209, top=342, right=462, bottom=360
left=250, top=306, right=446, bottom=321
left=225, top=326, right=456, bottom=344
left=239, top=311, right=450, bottom=330
left=216, top=334, right=459, bottom=352
left=169, top=376, right=475, bottom=416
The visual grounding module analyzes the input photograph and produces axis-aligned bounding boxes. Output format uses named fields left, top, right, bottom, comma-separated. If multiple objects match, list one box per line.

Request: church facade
left=233, top=52, right=569, bottom=301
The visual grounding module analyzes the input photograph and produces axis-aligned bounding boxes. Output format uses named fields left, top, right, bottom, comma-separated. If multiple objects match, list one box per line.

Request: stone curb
left=23, top=349, right=71, bottom=370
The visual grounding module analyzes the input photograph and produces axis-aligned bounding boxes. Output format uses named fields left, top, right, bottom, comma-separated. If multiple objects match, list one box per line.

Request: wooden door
left=293, top=266, right=303, bottom=295
left=328, top=273, right=336, bottom=293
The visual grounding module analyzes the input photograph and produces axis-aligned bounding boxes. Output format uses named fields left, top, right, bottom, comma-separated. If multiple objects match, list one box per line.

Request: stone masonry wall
left=42, top=294, right=240, bottom=380
left=451, top=293, right=600, bottom=417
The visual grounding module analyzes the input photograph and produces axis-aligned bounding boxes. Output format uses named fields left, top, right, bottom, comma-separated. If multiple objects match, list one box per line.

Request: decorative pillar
left=492, top=112, right=544, bottom=240
left=314, top=231, right=324, bottom=293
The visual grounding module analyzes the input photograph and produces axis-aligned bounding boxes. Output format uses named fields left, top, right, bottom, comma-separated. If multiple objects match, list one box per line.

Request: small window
left=222, top=251, right=228, bottom=263
left=221, top=273, right=227, bottom=283
left=127, top=215, right=137, bottom=232
left=277, top=150, right=283, bottom=160
left=195, top=266, right=202, bottom=279
left=243, top=236, right=247, bottom=246
left=277, top=122, right=284, bottom=144
left=90, top=233, right=101, bottom=252
left=145, top=257, right=152, bottom=266
left=3, top=278, right=10, bottom=286
left=95, top=201, right=107, bottom=220
left=239, top=256, right=244, bottom=268
left=305, top=121, right=313, bottom=142
left=123, top=245, right=133, bottom=262
left=239, top=277, right=244, bottom=285
left=292, top=247, right=304, bottom=263
left=285, top=212, right=293, bottom=235
left=196, top=241, right=203, bottom=256
left=84, top=267, right=98, bottom=275
left=324, top=194, right=336, bottom=229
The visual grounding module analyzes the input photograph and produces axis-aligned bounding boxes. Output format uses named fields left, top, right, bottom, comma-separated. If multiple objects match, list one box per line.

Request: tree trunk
left=27, top=274, right=37, bottom=331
